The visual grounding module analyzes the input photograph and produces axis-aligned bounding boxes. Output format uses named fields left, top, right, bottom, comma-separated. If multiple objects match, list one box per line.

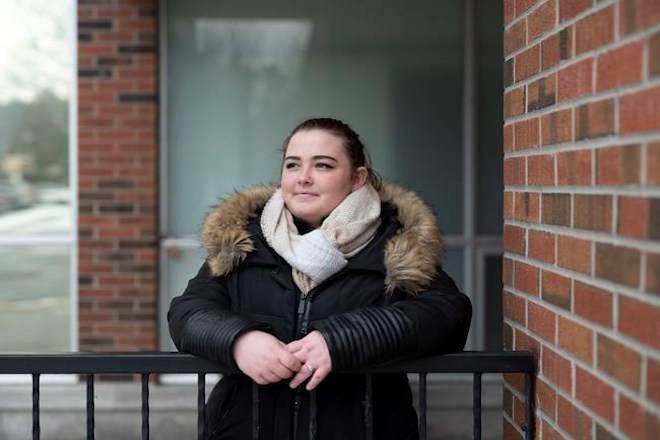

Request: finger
left=262, top=371, right=281, bottom=384
left=272, top=363, right=294, bottom=380
left=279, top=351, right=302, bottom=371
left=305, top=368, right=328, bottom=391
left=253, top=375, right=267, bottom=386
left=286, top=340, right=304, bottom=352
left=290, top=350, right=307, bottom=363
left=288, top=371, right=305, bottom=389
left=289, top=367, right=312, bottom=389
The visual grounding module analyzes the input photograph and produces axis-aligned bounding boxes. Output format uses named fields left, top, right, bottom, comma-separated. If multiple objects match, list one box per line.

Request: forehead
left=286, top=129, right=347, bottom=159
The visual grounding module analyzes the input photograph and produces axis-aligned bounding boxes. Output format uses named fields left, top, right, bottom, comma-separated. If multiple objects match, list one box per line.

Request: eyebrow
left=283, top=155, right=338, bottom=162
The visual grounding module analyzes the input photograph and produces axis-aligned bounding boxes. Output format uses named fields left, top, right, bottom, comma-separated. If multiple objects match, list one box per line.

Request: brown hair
left=282, top=118, right=382, bottom=190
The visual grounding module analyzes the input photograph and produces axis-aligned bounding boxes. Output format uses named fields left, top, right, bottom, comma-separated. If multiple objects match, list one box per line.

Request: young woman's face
left=281, top=129, right=366, bottom=227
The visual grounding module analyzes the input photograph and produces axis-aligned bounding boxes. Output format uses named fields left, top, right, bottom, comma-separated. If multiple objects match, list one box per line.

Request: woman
left=168, top=118, right=472, bottom=440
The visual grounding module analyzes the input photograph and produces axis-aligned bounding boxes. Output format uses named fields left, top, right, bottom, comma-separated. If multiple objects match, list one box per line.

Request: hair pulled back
left=282, top=118, right=382, bottom=191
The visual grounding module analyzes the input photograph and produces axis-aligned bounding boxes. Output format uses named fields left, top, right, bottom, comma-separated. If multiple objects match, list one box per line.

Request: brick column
left=502, top=0, right=659, bottom=438
left=77, top=0, right=159, bottom=351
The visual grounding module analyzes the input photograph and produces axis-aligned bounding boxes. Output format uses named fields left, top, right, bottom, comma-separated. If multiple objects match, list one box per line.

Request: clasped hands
left=232, top=329, right=332, bottom=391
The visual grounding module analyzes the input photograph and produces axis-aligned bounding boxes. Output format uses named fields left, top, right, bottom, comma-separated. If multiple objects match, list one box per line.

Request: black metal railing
left=0, top=351, right=535, bottom=440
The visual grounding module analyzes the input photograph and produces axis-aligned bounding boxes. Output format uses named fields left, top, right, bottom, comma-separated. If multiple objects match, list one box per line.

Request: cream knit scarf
left=260, top=184, right=382, bottom=294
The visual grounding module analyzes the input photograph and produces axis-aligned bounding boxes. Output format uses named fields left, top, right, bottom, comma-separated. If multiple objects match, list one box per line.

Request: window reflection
left=195, top=19, right=313, bottom=74
left=0, top=0, right=72, bottom=353
left=0, top=91, right=70, bottom=234
left=0, top=0, right=71, bottom=236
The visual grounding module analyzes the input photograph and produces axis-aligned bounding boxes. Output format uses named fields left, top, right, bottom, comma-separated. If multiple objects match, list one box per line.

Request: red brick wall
left=503, top=0, right=660, bottom=438
left=78, top=0, right=159, bottom=351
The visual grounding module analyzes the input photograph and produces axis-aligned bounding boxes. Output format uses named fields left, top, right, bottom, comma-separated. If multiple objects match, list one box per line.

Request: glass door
left=161, top=0, right=502, bottom=351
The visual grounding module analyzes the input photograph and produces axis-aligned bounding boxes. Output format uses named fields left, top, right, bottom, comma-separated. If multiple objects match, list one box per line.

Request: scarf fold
left=260, top=184, right=382, bottom=294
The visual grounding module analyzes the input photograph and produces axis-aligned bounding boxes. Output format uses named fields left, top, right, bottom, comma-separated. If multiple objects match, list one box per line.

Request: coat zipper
left=292, top=270, right=346, bottom=440
left=266, top=260, right=352, bottom=439
left=292, top=292, right=312, bottom=440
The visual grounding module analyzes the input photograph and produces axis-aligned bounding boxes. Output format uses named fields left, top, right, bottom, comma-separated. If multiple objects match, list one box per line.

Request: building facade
left=71, top=0, right=659, bottom=438
left=76, top=0, right=505, bottom=354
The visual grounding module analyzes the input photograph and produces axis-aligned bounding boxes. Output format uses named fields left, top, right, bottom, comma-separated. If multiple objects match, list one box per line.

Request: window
left=0, top=0, right=75, bottom=353
left=161, top=0, right=503, bottom=351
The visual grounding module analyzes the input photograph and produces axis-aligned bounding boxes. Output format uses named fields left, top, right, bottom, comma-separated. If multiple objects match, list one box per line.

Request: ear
left=352, top=166, right=369, bottom=191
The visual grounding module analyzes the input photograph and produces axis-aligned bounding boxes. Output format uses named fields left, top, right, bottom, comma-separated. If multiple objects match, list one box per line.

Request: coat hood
left=201, top=182, right=443, bottom=294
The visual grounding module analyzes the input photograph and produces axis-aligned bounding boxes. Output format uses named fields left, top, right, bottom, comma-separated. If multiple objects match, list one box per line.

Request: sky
left=0, top=0, right=73, bottom=104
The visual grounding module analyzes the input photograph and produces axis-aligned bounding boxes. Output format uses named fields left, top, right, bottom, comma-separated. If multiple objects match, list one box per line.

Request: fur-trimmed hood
left=201, top=182, right=443, bottom=294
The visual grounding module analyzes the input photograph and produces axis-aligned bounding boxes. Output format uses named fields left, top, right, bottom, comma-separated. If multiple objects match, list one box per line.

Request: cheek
left=280, top=173, right=294, bottom=192
left=280, top=175, right=301, bottom=207
left=327, top=173, right=354, bottom=195
left=321, top=179, right=352, bottom=208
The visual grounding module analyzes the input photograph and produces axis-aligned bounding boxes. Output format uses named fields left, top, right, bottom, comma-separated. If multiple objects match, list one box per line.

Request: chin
left=287, top=206, right=319, bottom=224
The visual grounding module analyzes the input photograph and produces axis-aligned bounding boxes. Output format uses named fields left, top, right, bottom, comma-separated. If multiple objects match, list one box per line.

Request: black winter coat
left=168, top=183, right=472, bottom=440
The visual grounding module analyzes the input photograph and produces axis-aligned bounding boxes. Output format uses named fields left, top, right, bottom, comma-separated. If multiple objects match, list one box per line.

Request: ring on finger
left=304, top=363, right=316, bottom=374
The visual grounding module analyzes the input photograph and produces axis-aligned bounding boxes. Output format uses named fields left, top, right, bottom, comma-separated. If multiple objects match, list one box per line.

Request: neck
left=293, top=216, right=316, bottom=234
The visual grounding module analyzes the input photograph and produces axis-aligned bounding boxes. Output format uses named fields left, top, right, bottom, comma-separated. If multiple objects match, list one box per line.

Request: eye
left=284, top=162, right=299, bottom=170
left=316, top=162, right=334, bottom=170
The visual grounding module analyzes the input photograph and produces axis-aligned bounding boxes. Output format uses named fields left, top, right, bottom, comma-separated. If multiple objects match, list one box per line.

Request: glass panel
left=475, top=0, right=503, bottom=235
left=166, top=0, right=464, bottom=236
left=0, top=246, right=70, bottom=352
left=484, top=254, right=503, bottom=351
left=161, top=245, right=206, bottom=351
left=0, top=0, right=72, bottom=237
left=441, top=247, right=463, bottom=291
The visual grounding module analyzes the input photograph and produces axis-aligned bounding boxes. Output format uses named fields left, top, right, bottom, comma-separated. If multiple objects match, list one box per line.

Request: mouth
left=293, top=193, right=319, bottom=201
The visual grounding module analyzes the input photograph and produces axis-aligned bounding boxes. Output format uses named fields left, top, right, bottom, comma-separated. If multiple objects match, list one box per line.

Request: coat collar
left=201, top=182, right=443, bottom=294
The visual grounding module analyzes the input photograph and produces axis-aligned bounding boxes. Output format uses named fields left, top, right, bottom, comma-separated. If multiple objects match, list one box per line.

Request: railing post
left=364, top=373, right=373, bottom=440
left=524, top=372, right=534, bottom=440
left=32, top=373, right=40, bottom=440
left=309, top=390, right=317, bottom=440
left=86, top=374, right=95, bottom=440
left=141, top=374, right=150, bottom=440
left=252, top=382, right=260, bottom=440
left=473, top=373, right=482, bottom=440
left=418, top=373, right=427, bottom=440
left=197, top=374, right=206, bottom=440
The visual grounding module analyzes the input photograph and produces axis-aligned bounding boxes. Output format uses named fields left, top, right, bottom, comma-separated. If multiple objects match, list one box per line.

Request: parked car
left=37, top=184, right=69, bottom=205
left=0, top=181, right=18, bottom=212
left=0, top=179, right=37, bottom=210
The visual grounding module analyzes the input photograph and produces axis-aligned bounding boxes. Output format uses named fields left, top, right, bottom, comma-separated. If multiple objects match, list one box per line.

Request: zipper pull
left=297, top=298, right=305, bottom=319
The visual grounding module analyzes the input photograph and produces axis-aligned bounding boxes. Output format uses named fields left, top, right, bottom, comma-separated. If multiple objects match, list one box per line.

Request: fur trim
left=201, top=183, right=443, bottom=294
left=201, top=185, right=274, bottom=276
left=378, top=184, right=442, bottom=294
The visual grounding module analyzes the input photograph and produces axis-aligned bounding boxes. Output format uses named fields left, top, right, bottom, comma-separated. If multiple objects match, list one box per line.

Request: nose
left=297, top=165, right=312, bottom=185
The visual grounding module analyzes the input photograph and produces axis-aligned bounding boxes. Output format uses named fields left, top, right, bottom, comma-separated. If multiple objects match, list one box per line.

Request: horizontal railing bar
left=0, top=351, right=534, bottom=375
left=353, top=352, right=534, bottom=374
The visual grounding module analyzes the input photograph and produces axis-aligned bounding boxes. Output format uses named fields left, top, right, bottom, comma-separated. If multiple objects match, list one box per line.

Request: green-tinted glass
left=166, top=0, right=465, bottom=236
